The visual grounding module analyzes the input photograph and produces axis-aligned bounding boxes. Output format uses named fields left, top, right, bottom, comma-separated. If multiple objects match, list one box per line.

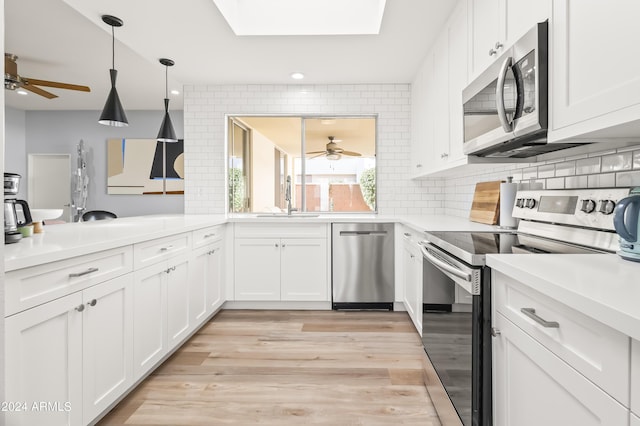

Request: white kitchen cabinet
left=280, top=238, right=328, bottom=301
left=492, top=312, right=628, bottom=426
left=234, top=224, right=329, bottom=302
left=5, top=274, right=133, bottom=426
left=549, top=0, right=640, bottom=142
left=190, top=238, right=225, bottom=328
left=166, top=255, right=191, bottom=348
left=133, top=262, right=168, bottom=378
left=632, top=339, right=640, bottom=415
left=81, top=274, right=134, bottom=424
left=401, top=229, right=423, bottom=336
left=633, top=413, right=640, bottom=426
left=467, top=0, right=550, bottom=80
left=410, top=53, right=431, bottom=178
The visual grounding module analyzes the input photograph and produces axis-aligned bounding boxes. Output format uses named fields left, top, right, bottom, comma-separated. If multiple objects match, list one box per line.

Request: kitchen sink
left=254, top=213, right=320, bottom=218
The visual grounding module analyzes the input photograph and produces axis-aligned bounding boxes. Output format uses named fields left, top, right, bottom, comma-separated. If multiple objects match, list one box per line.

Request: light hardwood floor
left=98, top=310, right=442, bottom=425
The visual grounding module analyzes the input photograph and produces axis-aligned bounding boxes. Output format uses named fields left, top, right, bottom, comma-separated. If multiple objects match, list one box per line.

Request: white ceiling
left=4, top=0, right=457, bottom=111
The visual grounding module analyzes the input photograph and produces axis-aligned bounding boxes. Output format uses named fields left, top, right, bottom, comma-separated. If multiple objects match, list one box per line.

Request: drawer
left=493, top=271, right=630, bottom=405
left=401, top=225, right=423, bottom=245
left=5, top=246, right=133, bottom=316
left=133, top=233, right=191, bottom=269
left=192, top=225, right=224, bottom=249
left=234, top=223, right=328, bottom=239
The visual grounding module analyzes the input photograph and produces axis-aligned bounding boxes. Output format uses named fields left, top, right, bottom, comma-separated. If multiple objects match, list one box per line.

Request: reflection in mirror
left=227, top=115, right=376, bottom=213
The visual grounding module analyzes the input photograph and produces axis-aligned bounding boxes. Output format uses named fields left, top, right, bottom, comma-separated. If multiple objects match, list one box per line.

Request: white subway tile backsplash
left=565, top=175, right=589, bottom=188
left=538, top=164, right=555, bottom=178
left=522, top=167, right=538, bottom=179
left=616, top=170, right=640, bottom=187
left=601, top=152, right=632, bottom=172
left=546, top=177, right=565, bottom=189
left=555, top=161, right=576, bottom=177
left=634, top=150, right=640, bottom=169
left=576, top=157, right=601, bottom=175
left=587, top=173, right=616, bottom=188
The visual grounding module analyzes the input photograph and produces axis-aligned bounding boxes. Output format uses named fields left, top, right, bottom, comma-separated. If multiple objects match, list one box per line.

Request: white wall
left=443, top=145, right=640, bottom=217
left=4, top=107, right=26, bottom=198
left=183, top=84, right=445, bottom=215
left=13, top=110, right=185, bottom=217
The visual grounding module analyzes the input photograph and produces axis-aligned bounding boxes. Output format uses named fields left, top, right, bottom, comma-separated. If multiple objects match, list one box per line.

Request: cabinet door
left=5, top=293, right=83, bottom=426
left=468, top=0, right=502, bottom=78
left=632, top=413, right=640, bottom=426
left=402, top=240, right=423, bottom=336
left=190, top=247, right=210, bottom=329
left=133, top=262, right=168, bottom=379
left=432, top=31, right=450, bottom=169
left=551, top=0, right=640, bottom=139
left=234, top=238, right=281, bottom=300
left=280, top=238, right=328, bottom=301
left=632, top=339, right=640, bottom=414
left=82, top=274, right=133, bottom=424
left=503, top=0, right=550, bottom=47
left=206, top=241, right=224, bottom=313
left=492, top=313, right=628, bottom=426
left=166, top=256, right=191, bottom=347
left=411, top=57, right=430, bottom=177
left=448, top=0, right=469, bottom=164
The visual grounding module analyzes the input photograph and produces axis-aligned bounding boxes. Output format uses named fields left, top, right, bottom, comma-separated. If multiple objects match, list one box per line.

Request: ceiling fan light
left=99, top=15, right=128, bottom=127
left=157, top=58, right=179, bottom=143
left=326, top=153, right=341, bottom=161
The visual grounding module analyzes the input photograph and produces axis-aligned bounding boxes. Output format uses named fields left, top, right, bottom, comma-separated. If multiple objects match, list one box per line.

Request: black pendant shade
left=157, top=58, right=178, bottom=142
left=99, top=15, right=128, bottom=127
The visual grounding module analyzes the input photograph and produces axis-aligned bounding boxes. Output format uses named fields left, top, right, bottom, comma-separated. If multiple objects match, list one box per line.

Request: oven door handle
left=420, top=245, right=472, bottom=282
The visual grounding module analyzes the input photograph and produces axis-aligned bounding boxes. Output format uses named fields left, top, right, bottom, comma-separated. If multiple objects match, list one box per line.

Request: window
left=227, top=115, right=376, bottom=213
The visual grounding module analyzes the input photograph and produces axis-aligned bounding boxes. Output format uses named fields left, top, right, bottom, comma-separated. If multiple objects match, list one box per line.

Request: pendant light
left=99, top=15, right=128, bottom=127
left=157, top=58, right=178, bottom=142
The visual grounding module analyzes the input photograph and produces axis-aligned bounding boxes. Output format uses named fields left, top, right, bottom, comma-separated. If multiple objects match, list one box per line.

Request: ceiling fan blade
left=21, top=82, right=58, bottom=99
left=341, top=151, right=362, bottom=156
left=24, top=78, right=91, bottom=92
left=308, top=153, right=326, bottom=159
left=306, top=150, right=327, bottom=155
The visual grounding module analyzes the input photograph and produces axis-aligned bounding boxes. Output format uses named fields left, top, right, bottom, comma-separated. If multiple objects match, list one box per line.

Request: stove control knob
left=580, top=199, right=596, bottom=214
left=598, top=199, right=616, bottom=215
left=515, top=198, right=524, bottom=208
left=525, top=198, right=537, bottom=209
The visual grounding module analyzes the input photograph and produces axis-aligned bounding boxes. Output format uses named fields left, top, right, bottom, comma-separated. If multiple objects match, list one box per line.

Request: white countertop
left=487, top=253, right=640, bottom=341
left=5, top=213, right=496, bottom=272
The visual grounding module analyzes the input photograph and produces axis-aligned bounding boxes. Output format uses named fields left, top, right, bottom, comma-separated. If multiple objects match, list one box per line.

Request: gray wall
left=17, top=109, right=185, bottom=218
left=5, top=107, right=27, bottom=199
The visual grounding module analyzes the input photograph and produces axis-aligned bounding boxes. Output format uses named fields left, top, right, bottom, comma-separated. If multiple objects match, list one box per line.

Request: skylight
left=212, top=0, right=387, bottom=36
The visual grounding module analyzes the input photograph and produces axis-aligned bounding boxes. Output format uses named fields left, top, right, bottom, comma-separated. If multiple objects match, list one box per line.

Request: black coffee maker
left=4, top=173, right=32, bottom=244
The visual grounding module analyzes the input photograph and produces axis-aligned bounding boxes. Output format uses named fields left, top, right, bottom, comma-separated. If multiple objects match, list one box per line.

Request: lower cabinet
left=132, top=255, right=190, bottom=378
left=234, top=225, right=329, bottom=302
left=402, top=231, right=423, bottom=336
left=492, top=312, right=628, bottom=426
left=632, top=413, right=640, bottom=426
left=5, top=274, right=133, bottom=426
left=190, top=238, right=224, bottom=330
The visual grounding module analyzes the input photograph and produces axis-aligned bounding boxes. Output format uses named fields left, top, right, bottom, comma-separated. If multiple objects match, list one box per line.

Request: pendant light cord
left=111, top=25, right=115, bottom=70
left=165, top=65, right=169, bottom=99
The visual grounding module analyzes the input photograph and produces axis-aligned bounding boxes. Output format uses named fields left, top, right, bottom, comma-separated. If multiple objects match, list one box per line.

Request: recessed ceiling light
left=213, top=0, right=387, bottom=35
left=290, top=72, right=305, bottom=80
left=16, top=89, right=28, bottom=95
left=171, top=89, right=180, bottom=95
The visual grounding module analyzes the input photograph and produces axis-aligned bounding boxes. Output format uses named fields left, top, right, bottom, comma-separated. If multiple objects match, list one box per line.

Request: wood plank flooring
left=98, top=310, right=442, bottom=425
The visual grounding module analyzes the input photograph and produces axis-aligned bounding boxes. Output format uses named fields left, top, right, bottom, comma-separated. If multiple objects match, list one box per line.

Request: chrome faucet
left=285, top=176, right=297, bottom=215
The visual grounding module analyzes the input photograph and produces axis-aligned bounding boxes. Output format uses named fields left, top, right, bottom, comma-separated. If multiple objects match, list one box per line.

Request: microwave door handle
left=496, top=56, right=514, bottom=133
left=420, top=245, right=472, bottom=282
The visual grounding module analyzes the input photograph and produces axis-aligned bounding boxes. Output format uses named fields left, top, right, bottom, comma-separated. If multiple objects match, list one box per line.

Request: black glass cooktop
left=425, top=231, right=603, bottom=261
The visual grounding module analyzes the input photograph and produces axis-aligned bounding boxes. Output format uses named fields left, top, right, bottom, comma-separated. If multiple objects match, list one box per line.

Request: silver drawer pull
left=69, top=267, right=99, bottom=278
left=403, top=232, right=411, bottom=237
left=75, top=304, right=85, bottom=312
left=160, top=245, right=174, bottom=252
left=520, top=308, right=559, bottom=328
left=88, top=299, right=97, bottom=307
left=203, top=233, right=216, bottom=239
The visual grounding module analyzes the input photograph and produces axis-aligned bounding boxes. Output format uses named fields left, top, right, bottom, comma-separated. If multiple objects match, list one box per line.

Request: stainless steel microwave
left=462, top=21, right=583, bottom=158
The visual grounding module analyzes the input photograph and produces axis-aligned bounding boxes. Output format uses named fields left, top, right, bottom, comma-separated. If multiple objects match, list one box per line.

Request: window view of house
left=227, top=116, right=376, bottom=213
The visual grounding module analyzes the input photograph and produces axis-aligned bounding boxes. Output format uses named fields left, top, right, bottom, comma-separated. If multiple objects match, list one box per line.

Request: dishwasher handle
left=420, top=244, right=472, bottom=282
left=339, top=230, right=388, bottom=236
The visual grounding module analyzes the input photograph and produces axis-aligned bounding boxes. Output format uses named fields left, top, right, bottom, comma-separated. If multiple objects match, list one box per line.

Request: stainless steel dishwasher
left=332, top=223, right=394, bottom=310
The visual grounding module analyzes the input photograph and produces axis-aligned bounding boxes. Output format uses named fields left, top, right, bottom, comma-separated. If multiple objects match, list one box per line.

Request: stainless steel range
left=420, top=187, right=632, bottom=426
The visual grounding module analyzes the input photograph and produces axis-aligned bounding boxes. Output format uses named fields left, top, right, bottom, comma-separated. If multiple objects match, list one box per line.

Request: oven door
left=420, top=242, right=491, bottom=426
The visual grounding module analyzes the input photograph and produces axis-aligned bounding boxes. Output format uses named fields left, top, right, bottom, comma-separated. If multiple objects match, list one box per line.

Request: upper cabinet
left=411, top=0, right=474, bottom=177
left=468, top=0, right=551, bottom=80
left=549, top=0, right=640, bottom=142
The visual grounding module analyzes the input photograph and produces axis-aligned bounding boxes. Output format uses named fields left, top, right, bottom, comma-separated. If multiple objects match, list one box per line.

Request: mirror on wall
left=227, top=115, right=376, bottom=213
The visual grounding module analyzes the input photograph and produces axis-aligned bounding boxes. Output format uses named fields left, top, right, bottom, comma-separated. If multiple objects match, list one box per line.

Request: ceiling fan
left=307, top=136, right=362, bottom=160
left=4, top=53, right=91, bottom=99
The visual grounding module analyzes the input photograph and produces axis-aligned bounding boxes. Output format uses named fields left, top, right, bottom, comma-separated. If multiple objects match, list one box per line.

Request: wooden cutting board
left=469, top=180, right=503, bottom=225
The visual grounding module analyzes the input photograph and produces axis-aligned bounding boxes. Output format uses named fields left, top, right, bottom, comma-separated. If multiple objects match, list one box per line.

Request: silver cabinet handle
left=275, top=243, right=279, bottom=248
left=489, top=48, right=497, bottom=56
left=75, top=304, right=85, bottom=312
left=69, top=267, right=99, bottom=278
left=520, top=308, right=559, bottom=328
left=203, top=233, right=216, bottom=239
left=491, top=327, right=501, bottom=337
left=88, top=299, right=97, bottom=307
left=416, top=164, right=423, bottom=168
left=403, top=232, right=411, bottom=237
left=208, top=248, right=217, bottom=255
left=165, top=266, right=176, bottom=274
left=160, top=245, right=174, bottom=252
left=495, top=41, right=503, bottom=49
